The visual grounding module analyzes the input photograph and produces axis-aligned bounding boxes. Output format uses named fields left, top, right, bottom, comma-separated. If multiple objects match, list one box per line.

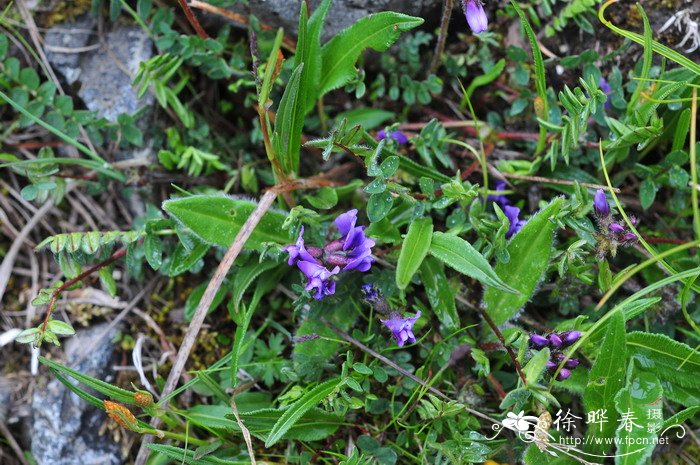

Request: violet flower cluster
left=593, top=189, right=639, bottom=260
left=362, top=284, right=421, bottom=347
left=488, top=181, right=526, bottom=238
left=529, top=330, right=582, bottom=381
left=461, top=0, right=488, bottom=34
left=284, top=209, right=375, bottom=300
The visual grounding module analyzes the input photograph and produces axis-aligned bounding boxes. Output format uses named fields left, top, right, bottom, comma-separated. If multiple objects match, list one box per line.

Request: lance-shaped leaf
left=265, top=377, right=344, bottom=446
left=429, top=232, right=516, bottom=294
left=295, top=0, right=332, bottom=114
left=163, top=195, right=293, bottom=250
left=484, top=197, right=562, bottom=326
left=319, top=12, right=424, bottom=96
left=614, top=366, right=662, bottom=465
left=396, top=217, right=433, bottom=289
left=273, top=63, right=305, bottom=174
left=584, top=310, right=626, bottom=455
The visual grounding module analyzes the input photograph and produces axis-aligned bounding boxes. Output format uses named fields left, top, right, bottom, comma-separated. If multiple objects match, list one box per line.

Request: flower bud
left=325, top=253, right=349, bottom=267
left=463, top=0, right=488, bottom=34
left=593, top=189, right=610, bottom=217
left=323, top=239, right=344, bottom=253
left=529, top=334, right=549, bottom=349
left=609, top=223, right=625, bottom=233
left=306, top=246, right=323, bottom=258
left=565, top=358, right=580, bottom=369
left=556, top=369, right=571, bottom=381
left=548, top=333, right=563, bottom=348
left=546, top=361, right=557, bottom=371
left=561, top=330, right=582, bottom=346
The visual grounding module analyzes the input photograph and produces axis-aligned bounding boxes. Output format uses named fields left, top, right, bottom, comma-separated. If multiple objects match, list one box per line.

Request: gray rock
left=230, top=0, right=439, bottom=41
left=45, top=15, right=97, bottom=85
left=77, top=26, right=154, bottom=122
left=31, top=324, right=122, bottom=465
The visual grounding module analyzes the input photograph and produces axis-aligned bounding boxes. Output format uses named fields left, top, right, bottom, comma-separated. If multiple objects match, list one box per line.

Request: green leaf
left=639, top=179, right=657, bottom=210
left=231, top=259, right=280, bottom=313
left=319, top=12, right=424, bottom=95
left=146, top=444, right=236, bottom=465
left=614, top=367, right=662, bottom=465
left=273, top=63, right=305, bottom=174
left=144, top=234, right=163, bottom=270
left=99, top=267, right=117, bottom=297
left=523, top=347, right=550, bottom=384
left=396, top=217, right=433, bottom=289
left=429, top=232, right=516, bottom=294
left=15, top=327, right=41, bottom=344
left=184, top=282, right=227, bottom=322
left=584, top=310, right=626, bottom=455
left=483, top=198, right=562, bottom=326
left=294, top=0, right=332, bottom=114
left=625, top=331, right=700, bottom=390
left=265, top=377, right=344, bottom=447
left=187, top=405, right=342, bottom=443
left=39, top=356, right=136, bottom=404
left=163, top=195, right=293, bottom=249
left=420, top=257, right=459, bottom=331
left=163, top=241, right=209, bottom=277
left=46, top=319, right=75, bottom=336
left=367, top=191, right=394, bottom=223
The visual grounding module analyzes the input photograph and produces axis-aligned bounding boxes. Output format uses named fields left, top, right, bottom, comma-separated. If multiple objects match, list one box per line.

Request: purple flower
left=504, top=205, right=526, bottom=238
left=561, top=330, right=582, bottom=346
left=529, top=333, right=549, bottom=349
left=462, top=0, right=488, bottom=34
left=609, top=223, right=625, bottom=233
left=546, top=360, right=557, bottom=370
left=565, top=358, right=580, bottom=369
left=297, top=260, right=340, bottom=300
left=593, top=189, right=610, bottom=217
left=381, top=311, right=421, bottom=347
left=333, top=209, right=375, bottom=272
left=378, top=129, right=408, bottom=145
left=556, top=368, right=571, bottom=381
left=282, top=227, right=317, bottom=266
left=487, top=181, right=509, bottom=208
left=621, top=232, right=638, bottom=244
left=599, top=77, right=612, bottom=109
left=548, top=333, right=563, bottom=348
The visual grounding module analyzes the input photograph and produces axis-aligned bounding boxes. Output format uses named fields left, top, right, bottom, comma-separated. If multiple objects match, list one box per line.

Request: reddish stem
left=176, top=0, right=209, bottom=39
left=40, top=248, right=127, bottom=334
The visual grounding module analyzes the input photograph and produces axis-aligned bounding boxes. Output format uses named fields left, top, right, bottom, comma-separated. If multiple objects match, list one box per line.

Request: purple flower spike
left=297, top=261, right=340, bottom=300
left=378, top=130, right=408, bottom=145
left=593, top=189, right=610, bottom=217
left=381, top=311, right=421, bottom=347
left=462, top=0, right=488, bottom=34
left=556, top=369, right=572, bottom=381
left=504, top=205, right=526, bottom=238
left=565, top=358, right=580, bottom=369
left=548, top=333, right=563, bottom=348
left=609, top=223, right=625, bottom=233
left=283, top=227, right=317, bottom=266
left=529, top=334, right=549, bottom=349
left=561, top=330, right=582, bottom=346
